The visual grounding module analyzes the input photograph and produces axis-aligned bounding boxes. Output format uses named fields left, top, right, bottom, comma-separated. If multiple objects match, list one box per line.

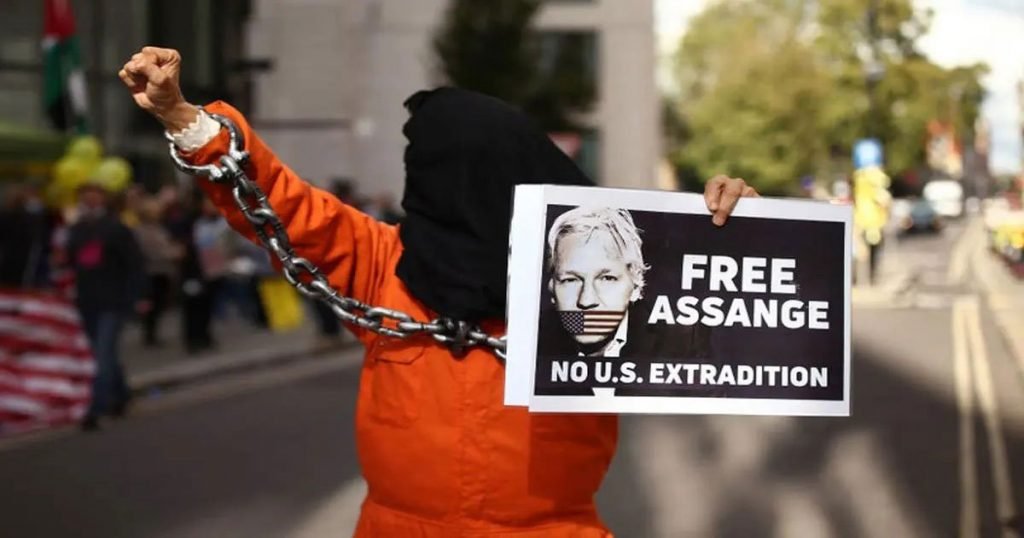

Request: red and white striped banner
left=0, top=289, right=93, bottom=436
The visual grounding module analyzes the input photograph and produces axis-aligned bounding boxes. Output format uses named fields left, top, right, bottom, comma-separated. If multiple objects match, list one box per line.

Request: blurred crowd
left=0, top=176, right=402, bottom=354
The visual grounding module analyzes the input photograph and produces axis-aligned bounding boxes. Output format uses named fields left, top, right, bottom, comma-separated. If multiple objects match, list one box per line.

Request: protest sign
left=505, top=185, right=852, bottom=416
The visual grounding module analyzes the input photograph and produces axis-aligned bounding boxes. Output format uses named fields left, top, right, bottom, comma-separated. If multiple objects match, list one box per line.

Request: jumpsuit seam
left=479, top=358, right=495, bottom=518
left=458, top=348, right=470, bottom=528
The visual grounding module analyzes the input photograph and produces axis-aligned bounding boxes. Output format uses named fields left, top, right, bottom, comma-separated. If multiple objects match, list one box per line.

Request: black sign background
left=534, top=204, right=847, bottom=400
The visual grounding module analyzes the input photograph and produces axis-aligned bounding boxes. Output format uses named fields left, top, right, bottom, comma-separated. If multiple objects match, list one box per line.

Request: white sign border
left=529, top=393, right=850, bottom=417
left=505, top=184, right=853, bottom=417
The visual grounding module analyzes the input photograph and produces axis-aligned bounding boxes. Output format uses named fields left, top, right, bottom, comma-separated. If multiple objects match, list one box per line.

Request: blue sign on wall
left=853, top=138, right=883, bottom=170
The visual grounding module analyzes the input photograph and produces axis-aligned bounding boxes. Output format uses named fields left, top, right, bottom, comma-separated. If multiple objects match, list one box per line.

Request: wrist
left=157, top=102, right=200, bottom=133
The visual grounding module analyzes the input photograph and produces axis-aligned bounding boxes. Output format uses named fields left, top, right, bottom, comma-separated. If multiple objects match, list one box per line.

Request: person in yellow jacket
left=120, top=46, right=758, bottom=536
left=853, top=166, right=892, bottom=285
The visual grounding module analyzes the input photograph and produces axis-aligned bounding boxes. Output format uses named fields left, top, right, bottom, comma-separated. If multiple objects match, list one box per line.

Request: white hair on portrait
left=546, top=206, right=651, bottom=300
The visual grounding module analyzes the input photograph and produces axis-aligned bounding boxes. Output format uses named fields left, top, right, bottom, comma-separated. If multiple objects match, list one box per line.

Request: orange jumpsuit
left=188, top=102, right=619, bottom=537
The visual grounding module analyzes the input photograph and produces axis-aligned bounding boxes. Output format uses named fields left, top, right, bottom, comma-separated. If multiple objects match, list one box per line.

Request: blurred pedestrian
left=327, top=178, right=360, bottom=205
left=361, top=193, right=403, bottom=225
left=122, top=46, right=756, bottom=536
left=66, top=181, right=148, bottom=430
left=853, top=166, right=891, bottom=285
left=225, top=231, right=272, bottom=327
left=118, top=184, right=145, bottom=228
left=304, top=178, right=352, bottom=345
left=0, top=183, right=56, bottom=289
left=181, top=197, right=230, bottom=353
left=157, top=185, right=214, bottom=352
left=134, top=198, right=182, bottom=347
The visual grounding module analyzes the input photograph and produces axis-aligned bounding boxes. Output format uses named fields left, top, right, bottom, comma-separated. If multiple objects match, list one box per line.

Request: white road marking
left=964, top=297, right=1019, bottom=537
left=287, top=477, right=367, bottom=538
left=953, top=298, right=980, bottom=538
left=948, top=221, right=978, bottom=285
left=151, top=496, right=294, bottom=538
left=632, top=417, right=718, bottom=536
left=773, top=484, right=835, bottom=538
left=914, top=293, right=955, bottom=310
left=825, top=431, right=932, bottom=538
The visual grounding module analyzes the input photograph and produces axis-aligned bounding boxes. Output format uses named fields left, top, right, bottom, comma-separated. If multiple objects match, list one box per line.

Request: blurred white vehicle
left=923, top=179, right=964, bottom=219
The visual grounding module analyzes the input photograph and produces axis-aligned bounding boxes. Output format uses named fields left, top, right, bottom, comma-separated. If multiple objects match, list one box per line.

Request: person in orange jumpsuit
left=120, top=46, right=759, bottom=537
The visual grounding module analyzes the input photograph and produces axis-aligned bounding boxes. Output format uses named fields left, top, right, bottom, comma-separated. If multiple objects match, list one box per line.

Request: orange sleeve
left=182, top=101, right=400, bottom=344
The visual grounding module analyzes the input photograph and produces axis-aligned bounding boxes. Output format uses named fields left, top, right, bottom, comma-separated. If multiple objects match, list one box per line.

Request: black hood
left=396, top=87, right=593, bottom=322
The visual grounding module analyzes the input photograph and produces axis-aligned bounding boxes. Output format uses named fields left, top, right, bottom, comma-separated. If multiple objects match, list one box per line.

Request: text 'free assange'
left=647, top=254, right=832, bottom=330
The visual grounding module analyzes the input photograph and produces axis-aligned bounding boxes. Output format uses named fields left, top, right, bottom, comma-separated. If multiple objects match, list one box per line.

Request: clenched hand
left=119, top=46, right=198, bottom=132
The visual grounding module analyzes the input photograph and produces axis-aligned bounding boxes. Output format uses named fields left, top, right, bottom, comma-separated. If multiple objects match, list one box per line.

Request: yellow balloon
left=92, top=157, right=133, bottom=192
left=48, top=157, right=92, bottom=207
left=66, top=135, right=103, bottom=162
left=53, top=157, right=90, bottom=189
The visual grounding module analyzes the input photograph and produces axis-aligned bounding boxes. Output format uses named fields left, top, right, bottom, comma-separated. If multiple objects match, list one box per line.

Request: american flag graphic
left=558, top=310, right=625, bottom=336
left=0, top=289, right=94, bottom=437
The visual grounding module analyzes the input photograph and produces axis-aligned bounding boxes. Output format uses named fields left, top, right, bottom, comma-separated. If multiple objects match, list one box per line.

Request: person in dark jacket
left=0, top=183, right=55, bottom=289
left=66, top=181, right=148, bottom=430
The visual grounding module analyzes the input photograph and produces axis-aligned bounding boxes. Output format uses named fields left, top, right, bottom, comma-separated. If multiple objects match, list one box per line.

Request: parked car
left=899, top=198, right=943, bottom=234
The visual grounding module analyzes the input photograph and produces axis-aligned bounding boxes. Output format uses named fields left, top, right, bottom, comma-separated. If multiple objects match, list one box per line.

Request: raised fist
left=119, top=46, right=197, bottom=132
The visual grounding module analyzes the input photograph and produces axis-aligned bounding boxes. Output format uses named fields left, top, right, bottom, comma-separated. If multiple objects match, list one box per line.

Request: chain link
left=166, top=111, right=506, bottom=360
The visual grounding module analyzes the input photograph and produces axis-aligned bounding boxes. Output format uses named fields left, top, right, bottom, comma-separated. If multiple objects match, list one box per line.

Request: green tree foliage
left=669, top=0, right=988, bottom=194
left=671, top=0, right=828, bottom=194
left=432, top=0, right=541, bottom=106
left=433, top=0, right=596, bottom=131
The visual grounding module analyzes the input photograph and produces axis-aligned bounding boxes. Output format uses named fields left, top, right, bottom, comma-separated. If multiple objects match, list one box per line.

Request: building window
left=537, top=31, right=598, bottom=93
left=537, top=32, right=599, bottom=181
left=148, top=0, right=251, bottom=110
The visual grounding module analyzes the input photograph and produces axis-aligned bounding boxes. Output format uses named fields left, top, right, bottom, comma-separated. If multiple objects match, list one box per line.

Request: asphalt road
left=1, top=218, right=1022, bottom=538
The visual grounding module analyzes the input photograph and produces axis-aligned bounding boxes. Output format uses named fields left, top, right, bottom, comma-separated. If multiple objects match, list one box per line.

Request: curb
left=129, top=340, right=360, bottom=394
left=970, top=212, right=1024, bottom=377
left=973, top=243, right=1024, bottom=379
left=0, top=342, right=362, bottom=451
left=986, top=295, right=1024, bottom=378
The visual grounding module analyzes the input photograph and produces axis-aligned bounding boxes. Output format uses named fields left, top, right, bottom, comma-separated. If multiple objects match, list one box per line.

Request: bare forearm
left=157, top=101, right=200, bottom=133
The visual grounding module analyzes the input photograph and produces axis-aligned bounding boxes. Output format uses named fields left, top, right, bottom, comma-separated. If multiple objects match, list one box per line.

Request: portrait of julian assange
left=535, top=205, right=719, bottom=397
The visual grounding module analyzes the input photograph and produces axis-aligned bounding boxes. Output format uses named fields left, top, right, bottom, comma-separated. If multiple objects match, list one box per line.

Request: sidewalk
left=972, top=222, right=1024, bottom=378
left=121, top=308, right=356, bottom=394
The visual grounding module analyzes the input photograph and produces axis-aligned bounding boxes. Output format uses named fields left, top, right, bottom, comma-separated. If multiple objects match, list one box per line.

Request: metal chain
left=165, top=111, right=506, bottom=360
